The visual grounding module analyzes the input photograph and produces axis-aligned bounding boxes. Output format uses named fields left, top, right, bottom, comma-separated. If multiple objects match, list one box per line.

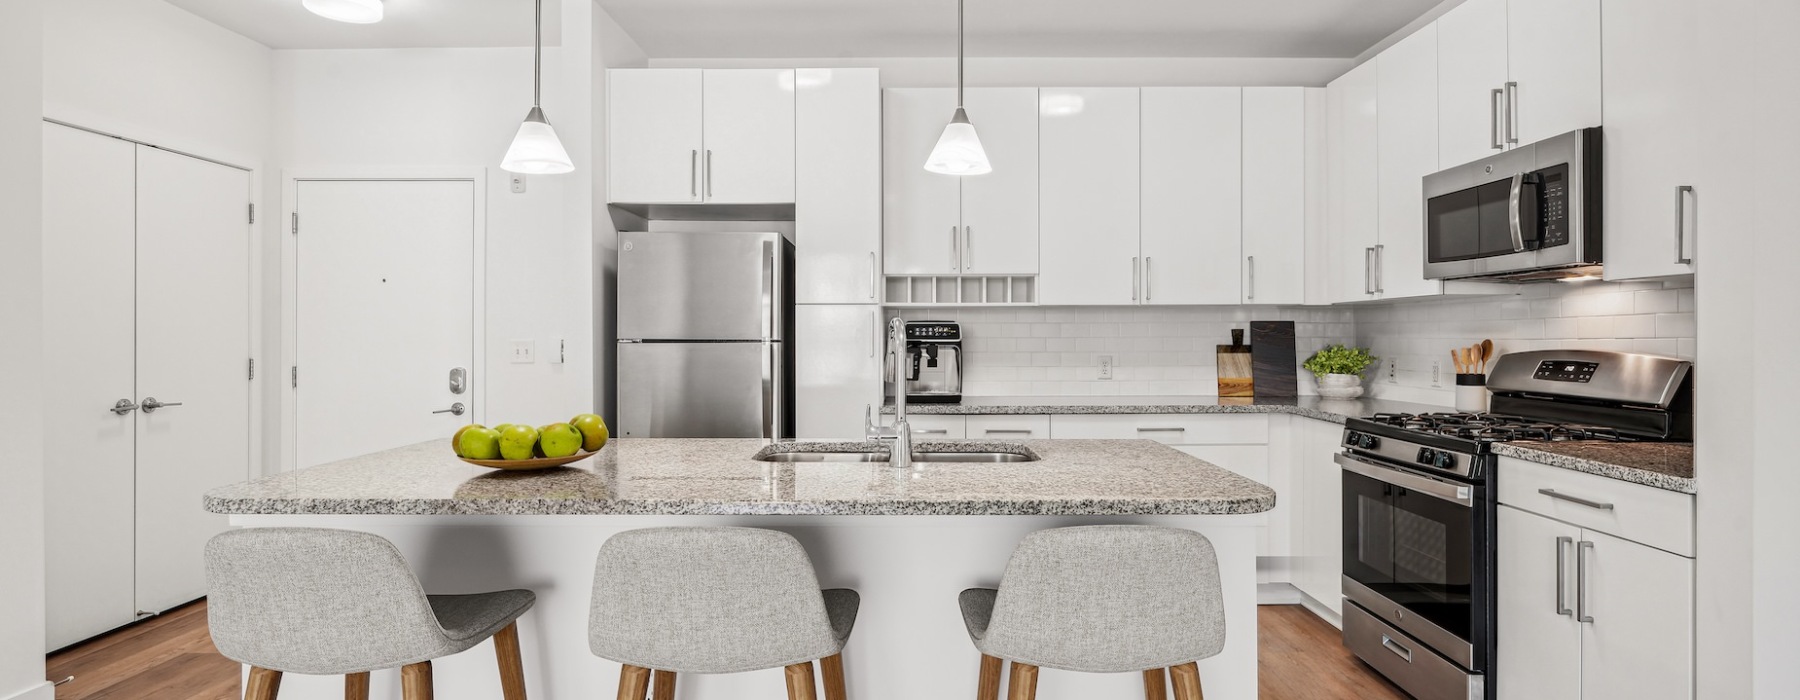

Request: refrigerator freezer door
left=617, top=341, right=779, bottom=438
left=617, top=231, right=780, bottom=341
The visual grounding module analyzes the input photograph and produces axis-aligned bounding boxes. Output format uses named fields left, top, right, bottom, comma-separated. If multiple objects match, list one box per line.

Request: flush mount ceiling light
left=924, top=0, right=991, bottom=176
left=302, top=0, right=383, bottom=24
left=501, top=0, right=575, bottom=175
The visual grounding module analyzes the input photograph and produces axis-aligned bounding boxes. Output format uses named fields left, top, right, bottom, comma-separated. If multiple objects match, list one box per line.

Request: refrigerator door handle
left=762, top=241, right=776, bottom=341
left=763, top=340, right=778, bottom=440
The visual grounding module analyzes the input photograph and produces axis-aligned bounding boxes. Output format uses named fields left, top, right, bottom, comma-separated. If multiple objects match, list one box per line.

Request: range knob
left=1360, top=434, right=1381, bottom=450
left=1417, top=448, right=1438, bottom=466
left=1434, top=452, right=1458, bottom=470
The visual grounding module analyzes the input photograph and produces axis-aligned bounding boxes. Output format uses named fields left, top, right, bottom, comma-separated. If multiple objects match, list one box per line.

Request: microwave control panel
left=1537, top=163, right=1571, bottom=248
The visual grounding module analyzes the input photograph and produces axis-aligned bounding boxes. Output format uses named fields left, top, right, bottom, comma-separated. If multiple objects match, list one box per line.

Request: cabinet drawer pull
left=1136, top=427, right=1186, bottom=433
left=1675, top=185, right=1694, bottom=265
left=984, top=429, right=1033, bottom=435
left=1555, top=536, right=1574, bottom=617
left=1538, top=489, right=1615, bottom=511
left=1380, top=634, right=1413, bottom=663
left=913, top=428, right=950, bottom=435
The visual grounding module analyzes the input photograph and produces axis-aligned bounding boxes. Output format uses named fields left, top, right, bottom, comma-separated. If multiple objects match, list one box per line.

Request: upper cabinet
left=607, top=68, right=796, bottom=204
left=795, top=68, right=883, bottom=304
left=1376, top=25, right=1444, bottom=300
left=1436, top=0, right=1602, bottom=169
left=1436, top=0, right=1511, bottom=168
left=1600, top=0, right=1699, bottom=280
left=1242, top=87, right=1313, bottom=306
left=1326, top=60, right=1381, bottom=304
left=883, top=88, right=1038, bottom=276
left=1140, top=87, right=1241, bottom=306
left=1040, top=88, right=1144, bottom=306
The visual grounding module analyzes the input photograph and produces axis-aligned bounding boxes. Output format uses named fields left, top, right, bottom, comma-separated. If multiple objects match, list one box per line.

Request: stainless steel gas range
left=1337, top=350, right=1693, bottom=700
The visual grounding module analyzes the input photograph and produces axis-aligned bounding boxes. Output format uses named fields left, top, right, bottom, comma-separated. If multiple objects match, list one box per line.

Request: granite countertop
left=883, top=395, right=1452, bottom=424
left=206, top=438, right=1276, bottom=517
left=1493, top=441, right=1696, bottom=494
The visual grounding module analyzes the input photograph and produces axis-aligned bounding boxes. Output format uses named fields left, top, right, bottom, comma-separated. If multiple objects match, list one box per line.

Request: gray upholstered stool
left=959, top=525, right=1227, bottom=700
left=204, top=528, right=536, bottom=700
left=589, top=527, right=860, bottom=700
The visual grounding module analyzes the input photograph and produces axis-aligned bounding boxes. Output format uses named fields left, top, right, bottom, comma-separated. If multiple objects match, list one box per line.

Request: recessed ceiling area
left=163, top=0, right=561, bottom=50
left=594, top=0, right=1448, bottom=59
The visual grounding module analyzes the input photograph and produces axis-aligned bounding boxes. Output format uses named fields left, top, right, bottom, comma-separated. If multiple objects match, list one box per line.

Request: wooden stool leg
left=400, top=661, right=434, bottom=700
left=245, top=667, right=283, bottom=700
left=1142, top=667, right=1168, bottom=700
left=344, top=671, right=370, bottom=700
left=1006, top=663, right=1038, bottom=700
left=651, top=670, right=677, bottom=700
left=784, top=661, right=818, bottom=700
left=976, top=655, right=1003, bottom=700
left=616, top=666, right=651, bottom=700
left=1169, top=663, right=1204, bottom=700
left=819, top=654, right=847, bottom=700
left=493, top=622, right=528, bottom=700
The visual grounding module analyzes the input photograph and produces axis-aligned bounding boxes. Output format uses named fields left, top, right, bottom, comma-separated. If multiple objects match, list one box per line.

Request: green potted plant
left=1303, top=344, right=1378, bottom=398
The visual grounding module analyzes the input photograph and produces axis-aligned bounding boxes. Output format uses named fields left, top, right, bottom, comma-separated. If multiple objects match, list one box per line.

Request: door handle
left=1373, top=244, right=1385, bottom=294
left=950, top=226, right=959, bottom=271
left=1144, top=257, right=1153, bottom=302
left=140, top=397, right=183, bottom=413
left=1131, top=257, right=1140, bottom=301
left=1508, top=172, right=1528, bottom=252
left=964, top=226, right=973, bottom=270
left=869, top=251, right=879, bottom=300
left=433, top=402, right=466, bottom=416
left=1504, top=82, right=1519, bottom=145
left=1555, top=536, right=1574, bottom=617
left=690, top=150, right=698, bottom=198
left=111, top=399, right=139, bottom=415
left=1576, top=540, right=1595, bottom=623
left=1379, top=634, right=1413, bottom=663
left=1364, top=247, right=1375, bottom=295
left=704, top=150, right=713, bottom=198
left=1538, top=488, right=1615, bottom=511
left=1490, top=88, right=1505, bottom=150
left=1675, top=185, right=1694, bottom=265
left=1246, top=256, right=1255, bottom=301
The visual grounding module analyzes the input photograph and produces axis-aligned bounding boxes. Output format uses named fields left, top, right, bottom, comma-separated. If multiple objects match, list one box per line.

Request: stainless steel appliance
left=901, top=321, right=963, bottom=404
left=615, top=231, right=794, bottom=438
left=1338, top=350, right=1692, bottom=700
left=1423, top=128, right=1602, bottom=282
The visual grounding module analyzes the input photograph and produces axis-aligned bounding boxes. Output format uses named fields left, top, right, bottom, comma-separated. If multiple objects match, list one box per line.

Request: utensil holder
left=1455, top=374, right=1488, bottom=413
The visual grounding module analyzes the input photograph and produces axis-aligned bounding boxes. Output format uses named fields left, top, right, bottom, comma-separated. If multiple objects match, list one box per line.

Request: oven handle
left=1335, top=452, right=1473, bottom=508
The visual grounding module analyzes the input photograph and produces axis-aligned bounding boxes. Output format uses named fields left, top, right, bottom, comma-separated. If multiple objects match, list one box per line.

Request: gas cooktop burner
left=1364, top=412, right=1633, bottom=443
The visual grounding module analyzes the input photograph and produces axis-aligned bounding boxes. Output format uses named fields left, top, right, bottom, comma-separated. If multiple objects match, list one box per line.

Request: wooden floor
left=48, top=601, right=1408, bottom=699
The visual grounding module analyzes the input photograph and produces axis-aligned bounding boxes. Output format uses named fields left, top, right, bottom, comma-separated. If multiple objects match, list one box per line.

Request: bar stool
left=588, top=527, right=860, bottom=700
left=204, top=528, right=536, bottom=700
left=958, top=525, right=1227, bottom=700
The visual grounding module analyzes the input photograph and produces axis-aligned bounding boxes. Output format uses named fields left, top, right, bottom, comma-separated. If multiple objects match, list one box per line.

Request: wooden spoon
left=1480, top=339, right=1494, bottom=373
left=1451, top=349, right=1462, bottom=374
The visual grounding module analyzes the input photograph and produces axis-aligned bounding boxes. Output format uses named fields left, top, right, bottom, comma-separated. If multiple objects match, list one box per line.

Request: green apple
left=493, top=423, right=517, bottom=435
left=498, top=424, right=540, bottom=461
left=457, top=426, right=503, bottom=460
left=451, top=424, right=479, bottom=456
left=539, top=423, right=582, bottom=458
left=570, top=413, right=610, bottom=452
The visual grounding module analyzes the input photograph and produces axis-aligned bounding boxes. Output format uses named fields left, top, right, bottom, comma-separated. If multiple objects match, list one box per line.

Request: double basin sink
left=753, top=443, right=1040, bottom=464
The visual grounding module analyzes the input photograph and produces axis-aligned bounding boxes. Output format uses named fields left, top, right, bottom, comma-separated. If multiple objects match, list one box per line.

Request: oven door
left=1339, top=452, right=1484, bottom=671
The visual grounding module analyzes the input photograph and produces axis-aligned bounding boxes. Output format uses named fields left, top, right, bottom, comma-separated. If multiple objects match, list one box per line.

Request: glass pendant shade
left=501, top=108, right=575, bottom=175
left=924, top=108, right=992, bottom=175
left=302, top=0, right=383, bottom=24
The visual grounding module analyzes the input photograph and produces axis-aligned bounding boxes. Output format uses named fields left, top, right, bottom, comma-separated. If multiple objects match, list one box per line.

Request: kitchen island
left=207, top=438, right=1274, bottom=700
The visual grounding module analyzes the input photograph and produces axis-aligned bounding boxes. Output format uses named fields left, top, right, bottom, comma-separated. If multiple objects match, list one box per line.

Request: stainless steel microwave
left=1422, top=127, right=1602, bottom=281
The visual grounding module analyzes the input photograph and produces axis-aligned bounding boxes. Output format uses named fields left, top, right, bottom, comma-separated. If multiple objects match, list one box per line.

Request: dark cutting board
left=1250, top=321, right=1298, bottom=397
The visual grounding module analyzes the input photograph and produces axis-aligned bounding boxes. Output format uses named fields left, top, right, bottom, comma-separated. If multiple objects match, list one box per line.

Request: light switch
left=550, top=339, right=565, bottom=365
left=510, top=340, right=536, bottom=364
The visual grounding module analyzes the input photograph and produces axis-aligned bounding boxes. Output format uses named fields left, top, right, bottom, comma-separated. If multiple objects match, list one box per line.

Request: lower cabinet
left=1289, top=416, right=1346, bottom=619
left=795, top=305, right=884, bottom=439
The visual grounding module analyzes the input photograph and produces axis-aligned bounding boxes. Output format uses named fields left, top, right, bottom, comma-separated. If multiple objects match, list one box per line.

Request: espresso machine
left=900, top=321, right=963, bottom=404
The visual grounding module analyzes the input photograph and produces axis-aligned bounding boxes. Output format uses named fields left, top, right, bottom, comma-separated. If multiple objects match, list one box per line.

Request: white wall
left=589, top=4, right=648, bottom=420
left=650, top=56, right=1352, bottom=88
left=0, top=1, right=48, bottom=698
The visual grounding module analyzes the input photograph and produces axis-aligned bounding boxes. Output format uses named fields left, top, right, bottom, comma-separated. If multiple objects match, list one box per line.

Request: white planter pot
left=1316, top=373, right=1365, bottom=399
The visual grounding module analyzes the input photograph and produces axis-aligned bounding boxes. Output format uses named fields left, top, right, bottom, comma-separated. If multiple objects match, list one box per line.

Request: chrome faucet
left=864, top=316, right=913, bottom=468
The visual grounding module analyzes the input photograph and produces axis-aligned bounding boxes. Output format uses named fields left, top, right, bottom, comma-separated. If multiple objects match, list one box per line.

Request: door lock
left=449, top=367, right=468, bottom=395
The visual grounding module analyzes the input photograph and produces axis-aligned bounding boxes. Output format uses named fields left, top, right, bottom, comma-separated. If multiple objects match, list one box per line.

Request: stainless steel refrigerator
left=616, top=231, right=795, bottom=438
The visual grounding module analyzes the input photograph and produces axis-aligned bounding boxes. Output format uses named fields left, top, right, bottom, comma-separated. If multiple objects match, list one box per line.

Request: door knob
left=140, top=397, right=183, bottom=413
left=111, top=399, right=139, bottom=415
left=433, top=402, right=466, bottom=416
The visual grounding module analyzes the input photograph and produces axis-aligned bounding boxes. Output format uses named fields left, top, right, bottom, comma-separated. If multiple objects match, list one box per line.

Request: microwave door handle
left=1508, top=172, right=1528, bottom=253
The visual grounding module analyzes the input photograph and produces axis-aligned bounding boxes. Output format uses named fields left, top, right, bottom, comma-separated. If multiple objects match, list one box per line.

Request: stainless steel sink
left=911, top=452, right=1036, bottom=463
left=756, top=452, right=888, bottom=463
left=754, top=448, right=1039, bottom=464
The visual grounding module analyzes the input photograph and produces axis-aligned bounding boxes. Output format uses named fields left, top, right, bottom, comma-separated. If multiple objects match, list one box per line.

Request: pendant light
left=302, top=0, right=383, bottom=24
left=502, top=0, right=575, bottom=175
left=924, top=0, right=992, bottom=176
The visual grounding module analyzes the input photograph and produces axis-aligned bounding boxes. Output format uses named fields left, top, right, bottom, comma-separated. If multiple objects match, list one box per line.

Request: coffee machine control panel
left=905, top=322, right=962, bottom=341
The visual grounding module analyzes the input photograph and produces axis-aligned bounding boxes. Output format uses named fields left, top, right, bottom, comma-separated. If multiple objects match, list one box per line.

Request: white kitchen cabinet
left=1496, top=506, right=1584, bottom=700
left=1290, top=416, right=1345, bottom=620
left=1376, top=25, right=1444, bottom=300
left=608, top=69, right=796, bottom=204
left=883, top=88, right=1038, bottom=276
left=796, top=68, right=883, bottom=303
left=1241, top=87, right=1308, bottom=305
left=608, top=69, right=704, bottom=203
left=903, top=414, right=968, bottom=439
left=796, top=305, right=884, bottom=439
left=1326, top=60, right=1381, bottom=304
left=1039, top=88, right=1142, bottom=306
left=1049, top=414, right=1269, bottom=444
left=1436, top=0, right=1510, bottom=168
left=1579, top=528, right=1694, bottom=700
left=701, top=69, right=797, bottom=204
left=1141, top=87, right=1242, bottom=305
left=1600, top=0, right=1700, bottom=280
left=1507, top=0, right=1602, bottom=146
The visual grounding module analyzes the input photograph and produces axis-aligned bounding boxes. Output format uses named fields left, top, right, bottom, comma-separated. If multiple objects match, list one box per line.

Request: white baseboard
left=0, top=681, right=54, bottom=700
left=1257, top=582, right=1305, bottom=605
left=1297, top=592, right=1344, bottom=630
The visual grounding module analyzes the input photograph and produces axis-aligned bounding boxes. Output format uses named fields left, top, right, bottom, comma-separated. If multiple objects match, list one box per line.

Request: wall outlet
left=1097, top=355, right=1114, bottom=380
left=510, top=340, right=536, bottom=364
left=510, top=174, right=527, bottom=193
left=1430, top=359, right=1444, bottom=387
left=1384, top=358, right=1399, bottom=384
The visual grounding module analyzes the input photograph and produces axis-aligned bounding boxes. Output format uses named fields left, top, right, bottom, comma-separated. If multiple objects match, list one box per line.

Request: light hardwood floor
left=47, top=602, right=1409, bottom=699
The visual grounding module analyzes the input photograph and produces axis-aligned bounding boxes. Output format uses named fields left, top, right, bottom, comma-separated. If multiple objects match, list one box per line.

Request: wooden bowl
left=456, top=449, right=598, bottom=471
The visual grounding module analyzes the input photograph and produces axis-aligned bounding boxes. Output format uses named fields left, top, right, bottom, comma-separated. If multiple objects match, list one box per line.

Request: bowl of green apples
left=452, top=413, right=610, bottom=471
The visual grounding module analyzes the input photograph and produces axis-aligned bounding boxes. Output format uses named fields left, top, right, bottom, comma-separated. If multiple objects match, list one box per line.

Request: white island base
left=230, top=513, right=1261, bottom=700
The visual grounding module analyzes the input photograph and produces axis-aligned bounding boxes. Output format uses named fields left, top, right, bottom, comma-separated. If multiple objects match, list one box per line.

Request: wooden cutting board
left=1251, top=321, right=1299, bottom=397
left=1217, top=328, right=1254, bottom=397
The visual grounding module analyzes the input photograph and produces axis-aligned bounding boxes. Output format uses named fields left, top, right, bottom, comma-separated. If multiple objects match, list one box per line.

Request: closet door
left=42, top=123, right=139, bottom=649
left=133, top=147, right=253, bottom=614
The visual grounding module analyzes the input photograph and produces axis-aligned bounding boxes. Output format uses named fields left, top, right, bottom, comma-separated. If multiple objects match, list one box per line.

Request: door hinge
left=248, top=203, right=255, bottom=224
left=290, top=366, right=298, bottom=388
left=248, top=358, right=255, bottom=380
left=291, top=212, right=299, bottom=235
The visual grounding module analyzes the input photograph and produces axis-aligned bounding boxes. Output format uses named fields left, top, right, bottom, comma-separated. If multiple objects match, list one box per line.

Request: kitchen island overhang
left=207, top=438, right=1273, bottom=700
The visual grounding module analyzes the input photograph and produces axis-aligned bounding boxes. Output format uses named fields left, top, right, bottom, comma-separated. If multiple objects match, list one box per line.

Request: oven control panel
left=1533, top=360, right=1600, bottom=383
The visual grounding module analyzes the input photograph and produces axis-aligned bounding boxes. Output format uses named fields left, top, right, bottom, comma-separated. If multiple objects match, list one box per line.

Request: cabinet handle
left=1145, top=257, right=1153, bottom=302
left=1576, top=540, right=1595, bottom=624
left=1555, top=536, right=1574, bottom=617
left=1379, top=635, right=1413, bottom=663
left=1131, top=257, right=1139, bottom=301
left=984, top=429, right=1033, bottom=435
left=1246, top=255, right=1255, bottom=301
left=914, top=428, right=950, bottom=435
left=1538, top=488, right=1615, bottom=511
left=1136, top=427, right=1186, bottom=434
left=869, top=252, right=879, bottom=300
left=1505, top=81, right=1519, bottom=145
left=950, top=226, right=960, bottom=271
left=690, top=150, right=698, bottom=198
left=1675, top=185, right=1694, bottom=265
left=1373, top=244, right=1385, bottom=294
left=704, top=150, right=713, bottom=198
left=1490, top=88, right=1504, bottom=150
left=965, top=226, right=974, bottom=269
left=1363, top=247, right=1375, bottom=295
left=870, top=310, right=879, bottom=358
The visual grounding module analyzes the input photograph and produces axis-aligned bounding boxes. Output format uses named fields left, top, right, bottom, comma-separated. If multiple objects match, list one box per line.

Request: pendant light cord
left=533, top=0, right=543, bottom=108
left=956, top=0, right=964, bottom=107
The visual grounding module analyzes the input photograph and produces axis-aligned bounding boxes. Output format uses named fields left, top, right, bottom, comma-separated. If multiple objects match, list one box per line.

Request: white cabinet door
left=904, top=415, right=967, bottom=439
left=1579, top=529, right=1695, bottom=700
left=883, top=88, right=962, bottom=275
left=608, top=69, right=704, bottom=203
left=1327, top=60, right=1381, bottom=304
left=797, top=68, right=883, bottom=303
left=1377, top=25, right=1444, bottom=300
left=1436, top=0, right=1510, bottom=168
left=965, top=415, right=1052, bottom=440
left=133, top=146, right=253, bottom=614
left=1507, top=0, right=1602, bottom=146
left=1039, top=88, right=1141, bottom=306
left=1292, top=418, right=1344, bottom=617
left=1141, top=87, right=1242, bottom=305
left=795, top=305, right=884, bottom=439
left=959, top=88, right=1040, bottom=275
left=42, top=123, right=139, bottom=649
left=1241, top=87, right=1307, bottom=305
left=1600, top=0, right=1699, bottom=280
left=1496, top=506, right=1583, bottom=700
left=702, top=69, right=796, bottom=204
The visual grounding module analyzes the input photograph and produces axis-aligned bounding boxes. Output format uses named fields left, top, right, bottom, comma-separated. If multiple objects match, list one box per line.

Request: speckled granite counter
left=1494, top=441, right=1696, bottom=494
left=882, top=395, right=1450, bottom=423
left=206, top=438, right=1276, bottom=516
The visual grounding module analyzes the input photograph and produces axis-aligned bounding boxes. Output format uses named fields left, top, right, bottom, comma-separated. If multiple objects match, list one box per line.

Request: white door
left=133, top=146, right=253, bottom=614
left=1039, top=88, right=1140, bottom=306
left=1601, top=0, right=1699, bottom=280
left=1141, top=87, right=1242, bottom=305
left=795, top=305, right=884, bottom=439
left=1507, top=0, right=1602, bottom=146
left=42, top=123, right=139, bottom=648
left=1241, top=87, right=1307, bottom=305
left=1436, top=0, right=1510, bottom=168
left=796, top=68, right=882, bottom=304
left=608, top=69, right=704, bottom=203
left=1377, top=25, right=1444, bottom=300
left=296, top=180, right=476, bottom=468
left=882, top=88, right=962, bottom=275
left=1495, top=506, right=1583, bottom=700
left=702, top=69, right=796, bottom=204
left=958, top=88, right=1040, bottom=275
left=1328, top=60, right=1381, bottom=303
left=1579, top=530, right=1695, bottom=700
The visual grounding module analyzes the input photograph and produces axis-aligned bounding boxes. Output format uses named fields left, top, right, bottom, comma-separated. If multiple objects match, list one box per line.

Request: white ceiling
left=593, top=0, right=1447, bottom=59
left=164, top=0, right=562, bottom=50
